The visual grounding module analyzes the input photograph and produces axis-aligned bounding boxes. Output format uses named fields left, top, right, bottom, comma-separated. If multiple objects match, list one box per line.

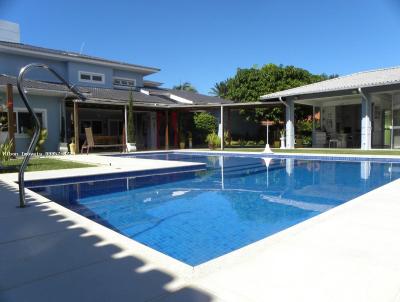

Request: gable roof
left=0, top=41, right=160, bottom=75
left=260, top=66, right=400, bottom=100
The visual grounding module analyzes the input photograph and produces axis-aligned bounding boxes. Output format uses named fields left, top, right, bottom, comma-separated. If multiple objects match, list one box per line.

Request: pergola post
left=165, top=110, right=169, bottom=150
left=361, top=93, right=372, bottom=150
left=285, top=99, right=295, bottom=149
left=220, top=105, right=224, bottom=150
left=124, top=105, right=128, bottom=148
left=6, top=83, right=15, bottom=153
left=73, top=101, right=79, bottom=154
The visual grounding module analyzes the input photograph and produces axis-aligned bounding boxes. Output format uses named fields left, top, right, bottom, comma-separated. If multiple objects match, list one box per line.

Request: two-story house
left=0, top=22, right=232, bottom=153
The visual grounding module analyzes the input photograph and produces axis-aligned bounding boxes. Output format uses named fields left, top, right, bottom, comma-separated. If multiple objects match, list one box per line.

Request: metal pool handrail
left=17, top=63, right=87, bottom=208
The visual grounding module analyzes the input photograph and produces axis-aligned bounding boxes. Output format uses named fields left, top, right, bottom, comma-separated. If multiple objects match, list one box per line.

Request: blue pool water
left=27, top=153, right=400, bottom=266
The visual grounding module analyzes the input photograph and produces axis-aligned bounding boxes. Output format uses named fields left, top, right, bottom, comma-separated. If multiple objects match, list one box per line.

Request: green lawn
left=222, top=147, right=400, bottom=156
left=0, top=158, right=96, bottom=174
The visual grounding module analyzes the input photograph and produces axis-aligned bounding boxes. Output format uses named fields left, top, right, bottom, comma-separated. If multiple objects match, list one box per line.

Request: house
left=0, top=21, right=234, bottom=153
left=260, top=67, right=400, bottom=150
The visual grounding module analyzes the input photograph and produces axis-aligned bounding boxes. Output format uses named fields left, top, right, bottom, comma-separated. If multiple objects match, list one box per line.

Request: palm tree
left=210, top=81, right=228, bottom=97
left=173, top=82, right=198, bottom=93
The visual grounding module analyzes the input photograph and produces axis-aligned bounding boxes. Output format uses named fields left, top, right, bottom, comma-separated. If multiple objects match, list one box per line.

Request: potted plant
left=179, top=132, right=186, bottom=149
left=206, top=132, right=220, bottom=150
left=280, top=129, right=286, bottom=149
left=126, top=90, right=137, bottom=152
left=58, top=117, right=68, bottom=154
left=69, top=137, right=76, bottom=155
left=187, top=131, right=193, bottom=148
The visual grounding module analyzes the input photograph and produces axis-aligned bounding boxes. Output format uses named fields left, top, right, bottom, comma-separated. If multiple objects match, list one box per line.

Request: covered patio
left=260, top=67, right=400, bottom=150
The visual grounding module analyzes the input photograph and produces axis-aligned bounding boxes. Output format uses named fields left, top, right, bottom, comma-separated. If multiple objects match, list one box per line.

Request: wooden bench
left=81, top=127, right=125, bottom=154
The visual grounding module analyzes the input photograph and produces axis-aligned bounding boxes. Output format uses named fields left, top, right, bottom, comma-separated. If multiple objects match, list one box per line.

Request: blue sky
left=1, top=0, right=400, bottom=94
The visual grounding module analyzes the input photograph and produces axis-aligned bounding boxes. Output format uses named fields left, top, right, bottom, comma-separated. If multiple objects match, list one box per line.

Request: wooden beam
left=165, top=110, right=169, bottom=150
left=73, top=101, right=79, bottom=154
left=6, top=84, right=15, bottom=153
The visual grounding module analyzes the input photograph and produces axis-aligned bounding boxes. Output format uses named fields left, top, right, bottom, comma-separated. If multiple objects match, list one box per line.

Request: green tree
left=193, top=112, right=217, bottom=134
left=214, top=63, right=337, bottom=123
left=173, top=82, right=198, bottom=92
left=127, top=90, right=135, bottom=143
left=210, top=81, right=228, bottom=97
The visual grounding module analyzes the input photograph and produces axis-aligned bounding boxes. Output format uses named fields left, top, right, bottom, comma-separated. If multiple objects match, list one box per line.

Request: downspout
left=279, top=97, right=288, bottom=107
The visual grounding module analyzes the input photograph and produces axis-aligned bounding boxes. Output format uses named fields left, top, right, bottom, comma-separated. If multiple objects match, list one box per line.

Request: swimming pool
left=27, top=153, right=400, bottom=266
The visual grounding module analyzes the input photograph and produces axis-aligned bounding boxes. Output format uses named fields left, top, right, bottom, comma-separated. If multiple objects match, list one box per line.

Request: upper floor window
left=113, top=77, right=136, bottom=89
left=78, top=71, right=105, bottom=84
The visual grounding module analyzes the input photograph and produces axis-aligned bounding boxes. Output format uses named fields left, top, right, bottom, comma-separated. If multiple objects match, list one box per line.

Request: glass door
left=392, top=95, right=400, bottom=149
left=383, top=110, right=392, bottom=147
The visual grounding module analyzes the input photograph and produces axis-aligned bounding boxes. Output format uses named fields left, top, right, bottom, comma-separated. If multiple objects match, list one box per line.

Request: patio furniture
left=81, top=127, right=125, bottom=154
left=329, top=138, right=340, bottom=148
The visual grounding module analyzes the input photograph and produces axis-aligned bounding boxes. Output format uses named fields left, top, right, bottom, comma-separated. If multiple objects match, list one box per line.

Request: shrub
left=296, top=119, right=312, bottom=133
left=0, top=139, right=13, bottom=163
left=302, top=135, right=312, bottom=146
left=27, top=128, right=48, bottom=153
left=194, top=112, right=217, bottom=134
left=205, top=132, right=220, bottom=149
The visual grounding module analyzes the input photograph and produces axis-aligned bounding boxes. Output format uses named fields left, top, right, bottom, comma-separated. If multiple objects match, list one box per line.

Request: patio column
left=220, top=105, right=224, bottom=150
left=165, top=110, right=169, bottom=150
left=285, top=99, right=295, bottom=149
left=73, top=101, right=79, bottom=154
left=361, top=92, right=372, bottom=150
left=6, top=83, right=15, bottom=153
left=124, top=105, right=128, bottom=146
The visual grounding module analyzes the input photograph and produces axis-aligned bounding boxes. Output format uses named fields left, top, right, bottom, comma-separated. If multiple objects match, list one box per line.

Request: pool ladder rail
left=17, top=63, right=87, bottom=208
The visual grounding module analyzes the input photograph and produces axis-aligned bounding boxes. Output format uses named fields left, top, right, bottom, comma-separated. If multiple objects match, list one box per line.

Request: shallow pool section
left=27, top=154, right=400, bottom=266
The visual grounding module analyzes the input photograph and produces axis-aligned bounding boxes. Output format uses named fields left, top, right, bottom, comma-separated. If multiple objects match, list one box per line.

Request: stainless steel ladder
left=17, top=63, right=87, bottom=207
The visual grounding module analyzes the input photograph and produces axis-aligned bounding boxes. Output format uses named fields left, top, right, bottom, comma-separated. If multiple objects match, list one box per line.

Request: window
left=0, top=109, right=47, bottom=136
left=78, top=71, right=105, bottom=84
left=113, top=78, right=136, bottom=89
left=17, top=112, right=43, bottom=134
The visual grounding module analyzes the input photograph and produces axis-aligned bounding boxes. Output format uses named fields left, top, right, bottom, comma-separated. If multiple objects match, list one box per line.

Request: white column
left=220, top=106, right=224, bottom=150
left=286, top=99, right=295, bottom=149
left=361, top=94, right=372, bottom=150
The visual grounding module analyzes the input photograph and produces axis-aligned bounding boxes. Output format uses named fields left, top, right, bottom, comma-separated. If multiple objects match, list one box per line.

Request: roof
left=260, top=66, right=400, bottom=100
left=143, top=80, right=163, bottom=88
left=0, top=74, right=232, bottom=107
left=142, top=88, right=233, bottom=105
left=0, top=41, right=160, bottom=75
left=169, top=89, right=232, bottom=105
left=0, top=74, right=174, bottom=106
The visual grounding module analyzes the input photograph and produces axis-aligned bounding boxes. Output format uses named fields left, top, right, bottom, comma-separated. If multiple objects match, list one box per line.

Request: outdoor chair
left=81, top=127, right=125, bottom=154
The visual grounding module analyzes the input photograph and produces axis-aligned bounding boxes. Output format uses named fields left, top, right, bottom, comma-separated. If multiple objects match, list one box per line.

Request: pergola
left=69, top=99, right=282, bottom=152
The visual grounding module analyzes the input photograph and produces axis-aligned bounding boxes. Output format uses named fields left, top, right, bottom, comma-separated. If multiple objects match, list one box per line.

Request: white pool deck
left=1, top=152, right=400, bottom=301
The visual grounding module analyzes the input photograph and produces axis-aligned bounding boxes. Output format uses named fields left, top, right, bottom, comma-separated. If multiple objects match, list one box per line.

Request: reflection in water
left=28, top=154, right=400, bottom=265
left=361, top=161, right=371, bottom=180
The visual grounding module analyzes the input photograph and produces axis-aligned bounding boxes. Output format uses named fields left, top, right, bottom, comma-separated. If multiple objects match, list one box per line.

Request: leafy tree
left=213, top=63, right=337, bottom=123
left=173, top=82, right=198, bottom=92
left=127, top=90, right=135, bottom=143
